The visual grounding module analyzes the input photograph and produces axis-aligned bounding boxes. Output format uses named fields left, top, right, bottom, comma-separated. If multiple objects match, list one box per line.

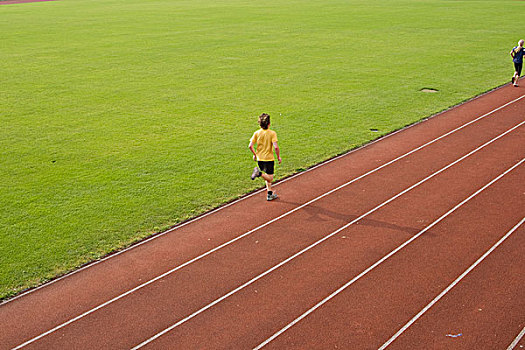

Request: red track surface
left=1, top=84, right=524, bottom=350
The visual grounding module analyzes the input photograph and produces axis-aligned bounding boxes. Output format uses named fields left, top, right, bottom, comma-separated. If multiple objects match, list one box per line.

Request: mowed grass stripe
left=0, top=0, right=520, bottom=299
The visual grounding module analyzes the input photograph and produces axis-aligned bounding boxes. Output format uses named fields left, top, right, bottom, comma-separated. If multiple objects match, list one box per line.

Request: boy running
left=249, top=113, right=282, bottom=201
left=511, top=39, right=525, bottom=87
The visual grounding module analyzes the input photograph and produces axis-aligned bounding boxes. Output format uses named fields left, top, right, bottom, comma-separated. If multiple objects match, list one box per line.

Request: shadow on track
left=278, top=199, right=422, bottom=236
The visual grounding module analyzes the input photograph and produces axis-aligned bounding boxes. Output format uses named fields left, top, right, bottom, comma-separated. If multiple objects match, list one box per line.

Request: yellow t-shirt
left=250, top=128, right=278, bottom=161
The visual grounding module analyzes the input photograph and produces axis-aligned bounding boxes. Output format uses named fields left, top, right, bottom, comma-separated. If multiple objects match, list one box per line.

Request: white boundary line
left=3, top=94, right=524, bottom=307
left=130, top=125, right=525, bottom=349
left=254, top=158, right=525, bottom=350
left=380, top=216, right=525, bottom=349
left=507, top=326, right=525, bottom=350
left=4, top=95, right=524, bottom=308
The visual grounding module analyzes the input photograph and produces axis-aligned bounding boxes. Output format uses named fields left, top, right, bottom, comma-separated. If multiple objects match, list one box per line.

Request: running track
left=1, top=83, right=524, bottom=349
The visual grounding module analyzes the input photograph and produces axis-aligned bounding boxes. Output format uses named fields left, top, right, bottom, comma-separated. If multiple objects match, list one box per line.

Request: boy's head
left=258, top=113, right=270, bottom=129
left=519, top=39, right=524, bottom=47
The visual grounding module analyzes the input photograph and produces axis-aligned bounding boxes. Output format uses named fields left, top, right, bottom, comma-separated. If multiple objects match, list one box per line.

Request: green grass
left=0, top=0, right=521, bottom=300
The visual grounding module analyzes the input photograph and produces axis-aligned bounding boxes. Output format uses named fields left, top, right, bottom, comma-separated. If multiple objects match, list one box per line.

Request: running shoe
left=267, top=193, right=278, bottom=201
left=251, top=167, right=262, bottom=180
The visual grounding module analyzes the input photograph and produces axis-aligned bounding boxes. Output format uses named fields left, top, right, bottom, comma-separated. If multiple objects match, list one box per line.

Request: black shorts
left=515, top=62, right=523, bottom=76
left=258, top=161, right=275, bottom=175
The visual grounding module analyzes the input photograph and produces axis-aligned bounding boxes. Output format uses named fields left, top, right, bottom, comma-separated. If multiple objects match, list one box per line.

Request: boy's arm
left=273, top=141, right=282, bottom=164
left=248, top=141, right=257, bottom=161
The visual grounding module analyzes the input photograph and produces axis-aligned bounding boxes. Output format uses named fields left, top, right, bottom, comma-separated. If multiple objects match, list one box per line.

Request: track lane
left=383, top=218, right=524, bottom=350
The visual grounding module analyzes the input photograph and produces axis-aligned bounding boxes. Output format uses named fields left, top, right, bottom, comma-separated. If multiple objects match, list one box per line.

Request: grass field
left=0, top=0, right=521, bottom=300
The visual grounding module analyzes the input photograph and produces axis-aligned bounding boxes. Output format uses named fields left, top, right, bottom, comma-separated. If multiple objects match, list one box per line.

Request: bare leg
left=261, top=173, right=274, bottom=192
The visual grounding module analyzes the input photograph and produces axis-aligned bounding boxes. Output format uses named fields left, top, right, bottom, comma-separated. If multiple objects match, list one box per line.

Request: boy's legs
left=261, top=173, right=274, bottom=192
left=257, top=161, right=278, bottom=200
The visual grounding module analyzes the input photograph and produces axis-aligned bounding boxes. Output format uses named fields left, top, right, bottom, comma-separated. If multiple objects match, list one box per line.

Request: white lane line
left=507, top=326, right=525, bottom=350
left=131, top=124, right=525, bottom=350
left=254, top=158, right=525, bottom=350
left=4, top=94, right=524, bottom=307
left=10, top=125, right=525, bottom=350
left=380, top=216, right=525, bottom=350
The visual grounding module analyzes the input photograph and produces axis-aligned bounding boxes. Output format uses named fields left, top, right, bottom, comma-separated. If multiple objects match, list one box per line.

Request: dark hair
left=258, top=113, right=270, bottom=129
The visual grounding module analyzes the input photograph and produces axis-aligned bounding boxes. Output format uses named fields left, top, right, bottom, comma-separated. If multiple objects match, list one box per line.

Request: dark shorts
left=258, top=161, right=275, bottom=175
left=515, top=62, right=523, bottom=76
